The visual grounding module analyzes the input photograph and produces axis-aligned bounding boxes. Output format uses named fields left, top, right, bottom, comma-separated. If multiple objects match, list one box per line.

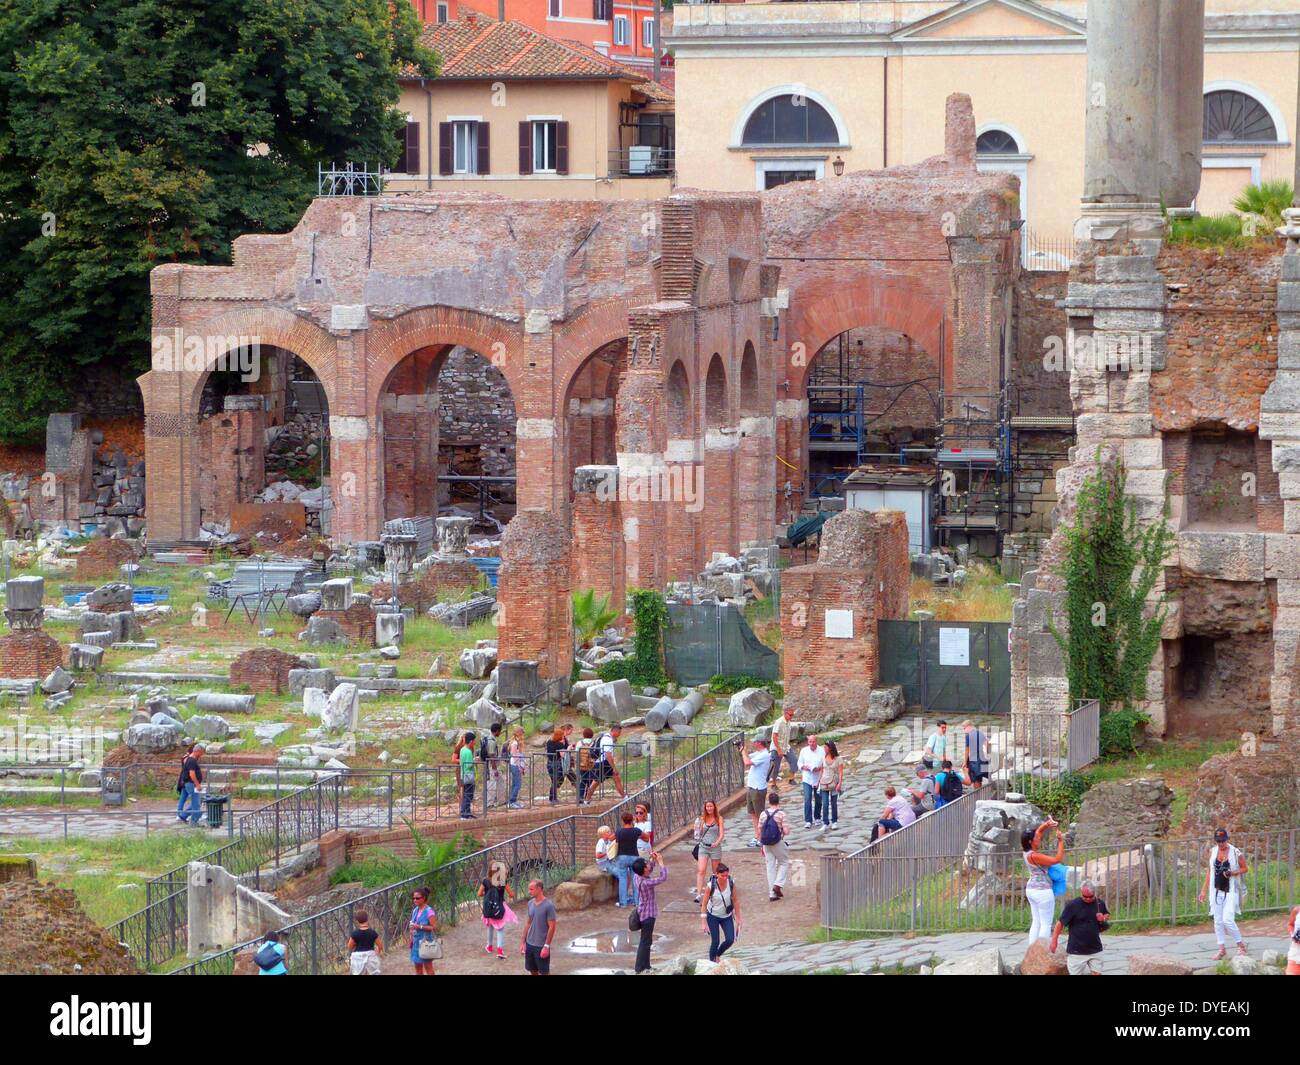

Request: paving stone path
left=724, top=928, right=1279, bottom=974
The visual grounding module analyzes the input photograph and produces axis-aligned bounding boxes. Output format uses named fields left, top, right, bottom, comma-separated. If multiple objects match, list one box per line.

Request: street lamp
left=833, top=156, right=845, bottom=177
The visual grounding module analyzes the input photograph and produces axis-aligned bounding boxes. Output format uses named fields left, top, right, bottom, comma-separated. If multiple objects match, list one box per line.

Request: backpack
left=938, top=771, right=963, bottom=802
left=705, top=876, right=734, bottom=917
left=254, top=941, right=282, bottom=971
left=759, top=808, right=783, bottom=846
left=578, top=740, right=596, bottom=773
left=482, top=883, right=505, bottom=921
left=479, top=735, right=495, bottom=762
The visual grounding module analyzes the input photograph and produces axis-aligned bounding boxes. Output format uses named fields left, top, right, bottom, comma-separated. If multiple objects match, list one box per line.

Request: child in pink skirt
left=477, top=860, right=518, bottom=959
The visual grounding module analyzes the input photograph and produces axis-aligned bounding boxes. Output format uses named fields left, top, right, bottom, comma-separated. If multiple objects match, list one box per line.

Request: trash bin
left=203, top=794, right=229, bottom=829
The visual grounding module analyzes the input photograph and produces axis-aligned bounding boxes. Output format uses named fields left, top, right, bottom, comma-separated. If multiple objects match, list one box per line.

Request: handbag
left=418, top=936, right=444, bottom=961
left=628, top=907, right=642, bottom=932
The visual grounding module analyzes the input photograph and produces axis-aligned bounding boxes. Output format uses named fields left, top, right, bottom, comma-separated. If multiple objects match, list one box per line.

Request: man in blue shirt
left=740, top=737, right=773, bottom=847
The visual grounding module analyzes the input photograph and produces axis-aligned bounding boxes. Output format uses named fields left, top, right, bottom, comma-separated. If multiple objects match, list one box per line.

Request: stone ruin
left=779, top=509, right=910, bottom=722
left=1010, top=1, right=1300, bottom=775
left=0, top=576, right=63, bottom=680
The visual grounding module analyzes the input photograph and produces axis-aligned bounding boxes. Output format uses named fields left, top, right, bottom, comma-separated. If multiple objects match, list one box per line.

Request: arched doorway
left=195, top=344, right=331, bottom=534
left=563, top=338, right=625, bottom=495
left=378, top=343, right=517, bottom=531
left=805, top=326, right=938, bottom=496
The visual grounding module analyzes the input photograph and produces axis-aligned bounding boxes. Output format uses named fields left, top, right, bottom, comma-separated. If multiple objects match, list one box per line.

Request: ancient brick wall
left=230, top=648, right=306, bottom=694
left=0, top=631, right=64, bottom=679
left=197, top=407, right=265, bottom=527
left=498, top=509, right=573, bottom=686
left=1012, top=271, right=1072, bottom=419
left=779, top=510, right=910, bottom=722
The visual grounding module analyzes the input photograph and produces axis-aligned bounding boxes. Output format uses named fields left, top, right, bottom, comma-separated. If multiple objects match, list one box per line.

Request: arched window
left=1203, top=90, right=1278, bottom=144
left=976, top=128, right=1021, bottom=155
left=741, top=95, right=839, bottom=146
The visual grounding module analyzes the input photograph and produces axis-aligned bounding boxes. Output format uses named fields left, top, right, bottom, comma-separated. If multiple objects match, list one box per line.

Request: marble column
left=1083, top=0, right=1161, bottom=205
left=1156, top=0, right=1204, bottom=210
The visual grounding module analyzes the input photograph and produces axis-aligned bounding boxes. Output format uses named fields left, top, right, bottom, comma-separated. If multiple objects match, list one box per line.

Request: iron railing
left=607, top=147, right=675, bottom=177
left=1022, top=227, right=1074, bottom=271
left=822, top=828, right=1299, bottom=936
left=170, top=731, right=747, bottom=974
left=318, top=162, right=387, bottom=197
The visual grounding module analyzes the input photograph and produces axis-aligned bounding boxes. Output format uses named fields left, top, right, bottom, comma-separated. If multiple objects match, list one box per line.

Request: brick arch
left=147, top=306, right=339, bottom=414
left=367, top=306, right=526, bottom=416
left=553, top=298, right=638, bottom=409
left=786, top=283, right=947, bottom=396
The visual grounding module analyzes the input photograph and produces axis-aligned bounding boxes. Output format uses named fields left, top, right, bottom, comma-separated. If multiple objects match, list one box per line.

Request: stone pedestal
left=498, top=509, right=573, bottom=693
left=436, top=516, right=471, bottom=559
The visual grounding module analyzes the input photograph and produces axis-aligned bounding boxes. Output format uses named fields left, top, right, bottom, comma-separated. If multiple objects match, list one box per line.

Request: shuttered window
left=399, top=121, right=421, bottom=174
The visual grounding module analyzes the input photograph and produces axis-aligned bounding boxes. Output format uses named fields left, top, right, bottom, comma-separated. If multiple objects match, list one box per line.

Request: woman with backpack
left=575, top=727, right=597, bottom=805
left=254, top=930, right=287, bottom=975
left=408, top=886, right=440, bottom=975
left=818, top=741, right=844, bottom=831
left=699, top=863, right=741, bottom=962
left=1197, top=827, right=1250, bottom=960
left=691, top=799, right=725, bottom=903
left=1022, top=817, right=1064, bottom=945
left=477, top=860, right=518, bottom=960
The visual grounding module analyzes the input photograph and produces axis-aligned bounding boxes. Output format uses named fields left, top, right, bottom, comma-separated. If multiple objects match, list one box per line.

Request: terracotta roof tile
left=406, top=12, right=645, bottom=82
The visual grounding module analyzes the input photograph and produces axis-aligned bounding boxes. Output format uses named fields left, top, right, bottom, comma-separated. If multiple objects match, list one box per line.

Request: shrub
left=707, top=674, right=782, bottom=698
left=1012, top=771, right=1093, bottom=821
left=1098, top=707, right=1150, bottom=757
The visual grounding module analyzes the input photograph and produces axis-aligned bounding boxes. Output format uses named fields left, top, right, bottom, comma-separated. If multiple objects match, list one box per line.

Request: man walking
left=797, top=734, right=825, bottom=828
left=962, top=720, right=989, bottom=789
left=771, top=706, right=798, bottom=784
left=521, top=879, right=557, bottom=976
left=741, top=737, right=773, bottom=847
left=758, top=791, right=790, bottom=900
left=482, top=723, right=504, bottom=808
left=922, top=720, right=948, bottom=771
left=584, top=723, right=625, bottom=803
left=177, top=744, right=205, bottom=825
left=1050, top=880, right=1110, bottom=975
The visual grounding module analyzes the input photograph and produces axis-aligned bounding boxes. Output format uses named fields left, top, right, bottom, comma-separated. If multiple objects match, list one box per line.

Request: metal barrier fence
left=170, top=732, right=747, bottom=974
left=823, top=827, right=1298, bottom=936
left=1065, top=699, right=1101, bottom=774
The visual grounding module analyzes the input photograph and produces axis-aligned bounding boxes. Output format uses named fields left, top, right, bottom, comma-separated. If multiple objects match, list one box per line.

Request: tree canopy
left=0, top=0, right=436, bottom=442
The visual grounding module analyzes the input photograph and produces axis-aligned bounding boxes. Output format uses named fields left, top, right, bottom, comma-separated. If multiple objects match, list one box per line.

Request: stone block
left=319, top=578, right=353, bottom=612
left=1178, top=531, right=1265, bottom=582
left=1265, top=533, right=1300, bottom=579
left=865, top=684, right=905, bottom=722
left=933, top=947, right=1006, bottom=976
left=375, top=611, right=404, bottom=647
left=68, top=643, right=104, bottom=671
left=1127, top=952, right=1193, bottom=976
left=302, top=687, right=328, bottom=718
left=1019, top=940, right=1068, bottom=976
left=304, top=616, right=346, bottom=645
left=288, top=668, right=336, bottom=696
left=587, top=679, right=634, bottom=723
left=459, top=646, right=497, bottom=680
left=552, top=880, right=593, bottom=912
left=196, top=692, right=256, bottom=715
left=321, top=682, right=359, bottom=733
left=727, top=687, right=775, bottom=727
left=5, top=576, right=44, bottom=611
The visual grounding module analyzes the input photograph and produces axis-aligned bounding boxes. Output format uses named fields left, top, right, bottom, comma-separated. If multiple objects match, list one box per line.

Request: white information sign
left=938, top=626, right=970, bottom=667
left=824, top=609, right=854, bottom=639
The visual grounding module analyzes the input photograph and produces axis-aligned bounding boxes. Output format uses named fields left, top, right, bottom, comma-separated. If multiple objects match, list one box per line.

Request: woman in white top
left=698, top=863, right=741, bottom=962
left=1021, top=818, right=1064, bottom=945
left=691, top=799, right=725, bottom=902
left=1198, top=827, right=1249, bottom=960
left=634, top=803, right=654, bottom=859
